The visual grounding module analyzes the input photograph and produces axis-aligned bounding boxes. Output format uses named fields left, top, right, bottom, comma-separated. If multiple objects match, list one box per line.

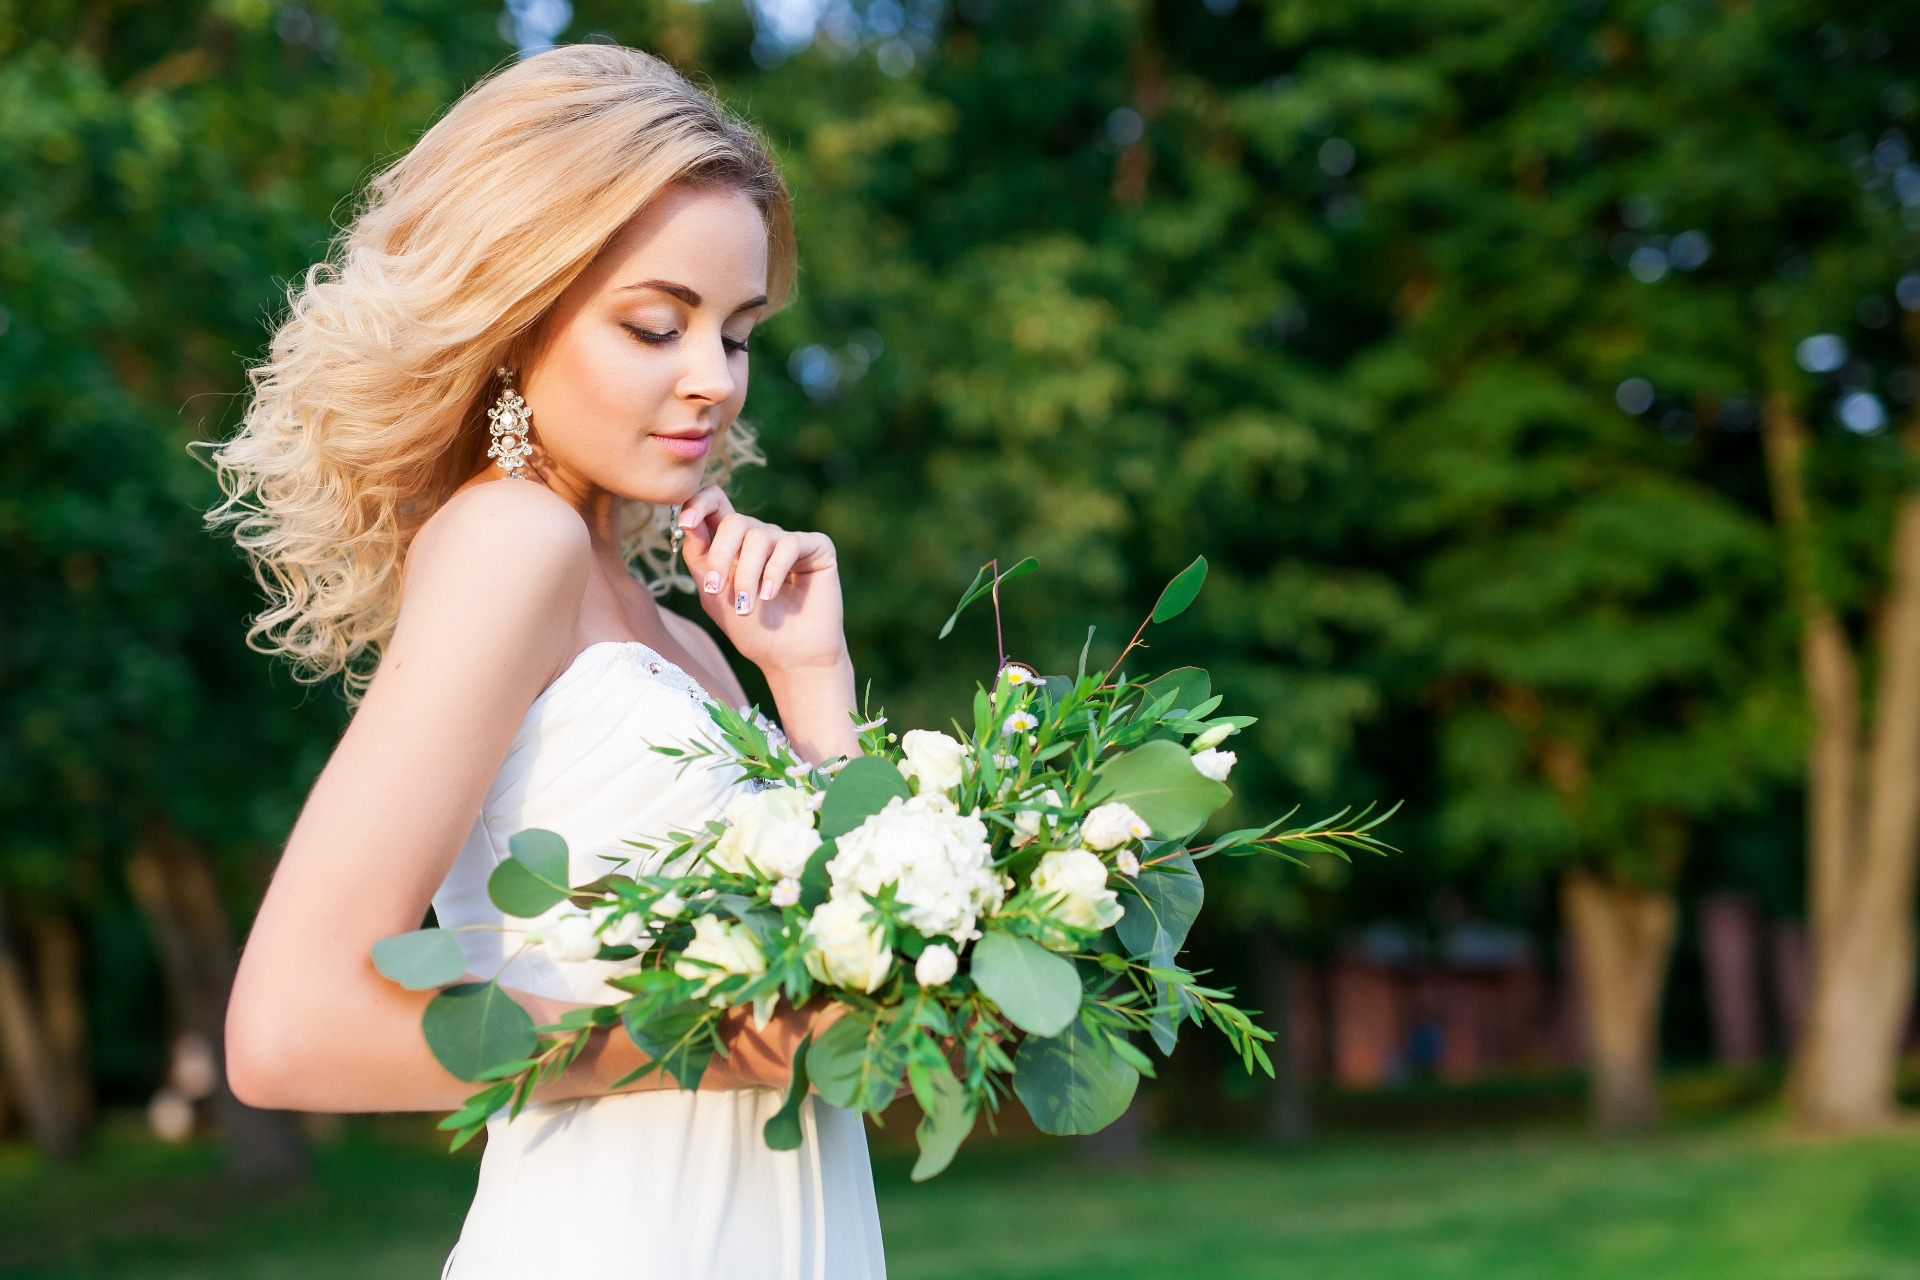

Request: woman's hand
left=677, top=486, right=847, bottom=678
left=704, top=998, right=848, bottom=1091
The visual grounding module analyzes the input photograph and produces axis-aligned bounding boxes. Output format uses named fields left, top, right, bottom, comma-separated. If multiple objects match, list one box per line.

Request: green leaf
left=1014, top=1017, right=1139, bottom=1136
left=937, top=563, right=996, bottom=640
left=622, top=1002, right=715, bottom=1090
left=807, top=1012, right=905, bottom=1113
left=798, top=836, right=837, bottom=910
left=1092, top=740, right=1231, bottom=838
left=818, top=756, right=912, bottom=839
left=970, top=931, right=1081, bottom=1037
left=1140, top=667, right=1210, bottom=718
left=487, top=829, right=573, bottom=918
left=371, top=928, right=468, bottom=990
left=1150, top=556, right=1207, bottom=624
left=1115, top=850, right=1205, bottom=958
left=422, top=982, right=538, bottom=1082
left=909, top=1061, right=975, bottom=1182
left=762, top=1032, right=813, bottom=1151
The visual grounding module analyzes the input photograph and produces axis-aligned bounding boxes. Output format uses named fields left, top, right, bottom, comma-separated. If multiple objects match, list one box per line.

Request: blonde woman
left=216, top=47, right=885, bottom=1279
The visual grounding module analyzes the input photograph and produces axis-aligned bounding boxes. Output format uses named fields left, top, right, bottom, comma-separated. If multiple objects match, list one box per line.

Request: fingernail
left=735, top=591, right=751, bottom=616
left=760, top=581, right=778, bottom=601
left=704, top=573, right=721, bottom=594
left=678, top=512, right=697, bottom=528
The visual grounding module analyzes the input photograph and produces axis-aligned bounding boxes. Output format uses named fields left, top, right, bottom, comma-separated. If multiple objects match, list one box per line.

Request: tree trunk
left=1764, top=382, right=1920, bottom=1132
left=0, top=886, right=81, bottom=1160
left=127, top=824, right=306, bottom=1182
left=1562, top=869, right=1676, bottom=1133
left=1252, top=924, right=1310, bottom=1146
left=33, top=916, right=91, bottom=1124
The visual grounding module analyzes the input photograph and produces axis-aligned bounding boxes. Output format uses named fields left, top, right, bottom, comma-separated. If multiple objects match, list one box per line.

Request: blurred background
left=7, top=0, right=1920, bottom=1275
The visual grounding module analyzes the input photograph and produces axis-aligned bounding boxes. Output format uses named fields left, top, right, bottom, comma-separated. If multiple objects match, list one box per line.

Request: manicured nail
left=735, top=591, right=752, bottom=616
left=703, top=572, right=721, bottom=594
left=760, top=580, right=778, bottom=601
left=678, top=512, right=697, bottom=528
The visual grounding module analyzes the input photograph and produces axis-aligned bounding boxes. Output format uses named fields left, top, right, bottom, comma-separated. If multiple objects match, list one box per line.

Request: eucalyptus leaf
left=910, top=1062, right=975, bottom=1182
left=762, top=1032, right=813, bottom=1151
left=371, top=928, right=467, bottom=990
left=1151, top=556, right=1208, bottom=624
left=1114, top=850, right=1204, bottom=958
left=1140, top=667, right=1210, bottom=718
left=1092, top=740, right=1231, bottom=837
left=806, top=1012, right=904, bottom=1112
left=487, top=828, right=573, bottom=918
left=798, top=836, right=837, bottom=910
left=818, top=756, right=911, bottom=839
left=1014, top=1017, right=1139, bottom=1135
left=422, top=981, right=537, bottom=1082
left=970, top=931, right=1081, bottom=1037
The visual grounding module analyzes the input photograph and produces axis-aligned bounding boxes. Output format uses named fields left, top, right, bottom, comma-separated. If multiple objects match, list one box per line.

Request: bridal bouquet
left=372, top=556, right=1390, bottom=1180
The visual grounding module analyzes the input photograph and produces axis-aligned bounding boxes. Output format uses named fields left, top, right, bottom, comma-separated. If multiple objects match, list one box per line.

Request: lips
left=652, top=432, right=712, bottom=461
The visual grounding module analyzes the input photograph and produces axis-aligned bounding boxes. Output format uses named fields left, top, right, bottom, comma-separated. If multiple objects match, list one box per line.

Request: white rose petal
left=897, top=729, right=970, bottom=794
left=826, top=794, right=1004, bottom=942
left=593, top=904, right=649, bottom=949
left=803, top=896, right=894, bottom=993
left=771, top=877, right=801, bottom=908
left=710, top=787, right=821, bottom=878
left=674, top=914, right=767, bottom=994
left=1030, top=848, right=1125, bottom=938
left=541, top=912, right=602, bottom=964
left=1191, top=748, right=1236, bottom=782
left=650, top=891, right=687, bottom=919
left=1081, top=802, right=1152, bottom=850
left=1012, top=788, right=1062, bottom=848
left=1114, top=848, right=1141, bottom=878
left=915, top=943, right=959, bottom=987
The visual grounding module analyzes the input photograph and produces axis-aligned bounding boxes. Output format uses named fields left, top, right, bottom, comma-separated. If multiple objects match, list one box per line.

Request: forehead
left=594, top=185, right=769, bottom=289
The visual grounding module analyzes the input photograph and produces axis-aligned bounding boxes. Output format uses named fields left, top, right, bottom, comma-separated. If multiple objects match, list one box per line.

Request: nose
left=677, top=330, right=737, bottom=408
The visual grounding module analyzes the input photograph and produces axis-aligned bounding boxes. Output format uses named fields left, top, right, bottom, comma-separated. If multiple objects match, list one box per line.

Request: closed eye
left=623, top=321, right=678, bottom=346
left=724, top=336, right=752, bottom=355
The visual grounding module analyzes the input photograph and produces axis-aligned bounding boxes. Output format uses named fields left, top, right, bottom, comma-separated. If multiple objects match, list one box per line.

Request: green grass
left=5, top=1113, right=1920, bottom=1279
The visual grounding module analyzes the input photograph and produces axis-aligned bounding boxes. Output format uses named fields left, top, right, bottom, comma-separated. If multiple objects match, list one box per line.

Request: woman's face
left=519, top=184, right=769, bottom=506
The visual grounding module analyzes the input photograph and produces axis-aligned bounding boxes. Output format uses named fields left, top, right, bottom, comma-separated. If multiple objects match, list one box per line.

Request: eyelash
left=623, top=322, right=751, bottom=354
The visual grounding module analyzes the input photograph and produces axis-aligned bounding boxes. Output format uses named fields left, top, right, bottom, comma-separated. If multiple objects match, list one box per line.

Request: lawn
left=4, top=1111, right=1919, bottom=1280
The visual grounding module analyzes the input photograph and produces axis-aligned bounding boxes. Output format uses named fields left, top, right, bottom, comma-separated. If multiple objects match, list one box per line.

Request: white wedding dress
left=432, top=641, right=888, bottom=1280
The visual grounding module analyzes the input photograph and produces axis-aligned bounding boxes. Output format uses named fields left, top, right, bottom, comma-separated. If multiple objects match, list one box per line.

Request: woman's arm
left=226, top=481, right=596, bottom=1112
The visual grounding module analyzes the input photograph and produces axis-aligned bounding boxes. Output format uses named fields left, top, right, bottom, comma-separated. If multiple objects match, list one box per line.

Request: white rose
left=674, top=914, right=767, bottom=994
left=1030, top=848, right=1124, bottom=936
left=803, top=896, right=894, bottom=993
left=1191, top=748, right=1236, bottom=782
left=538, top=911, right=602, bottom=964
left=915, top=943, right=959, bottom=987
left=771, top=877, right=801, bottom=908
left=1081, top=802, right=1152, bottom=850
left=593, top=904, right=649, bottom=949
left=709, top=787, right=821, bottom=878
left=826, top=794, right=1004, bottom=942
left=1012, top=788, right=1062, bottom=847
left=650, top=890, right=687, bottom=919
left=897, top=729, right=969, bottom=794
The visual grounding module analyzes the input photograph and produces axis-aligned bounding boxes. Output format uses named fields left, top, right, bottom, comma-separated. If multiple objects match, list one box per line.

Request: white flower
left=1030, top=848, right=1125, bottom=936
left=709, top=787, right=821, bottom=879
left=593, top=904, right=649, bottom=948
left=915, top=943, right=958, bottom=987
left=1081, top=802, right=1152, bottom=850
left=803, top=896, right=894, bottom=993
left=1012, top=787, right=1063, bottom=848
left=1114, top=848, right=1141, bottom=878
left=1191, top=723, right=1236, bottom=751
left=826, top=794, right=1005, bottom=942
left=771, top=877, right=801, bottom=908
left=674, top=914, right=766, bottom=994
left=999, top=663, right=1039, bottom=687
left=993, top=753, right=1018, bottom=769
left=650, top=890, right=687, bottom=919
left=897, top=729, right=969, bottom=794
left=538, top=911, right=602, bottom=963
left=1004, top=711, right=1038, bottom=735
left=1191, top=748, right=1236, bottom=782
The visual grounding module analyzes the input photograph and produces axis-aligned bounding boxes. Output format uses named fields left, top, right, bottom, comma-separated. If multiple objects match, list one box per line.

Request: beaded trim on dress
left=601, top=641, right=715, bottom=706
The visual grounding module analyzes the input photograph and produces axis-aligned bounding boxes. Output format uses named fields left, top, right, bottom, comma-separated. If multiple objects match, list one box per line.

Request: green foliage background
left=5, top=0, right=1918, bottom=1101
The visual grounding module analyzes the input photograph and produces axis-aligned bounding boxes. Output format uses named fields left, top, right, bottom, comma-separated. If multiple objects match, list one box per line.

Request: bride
left=214, top=45, right=886, bottom=1278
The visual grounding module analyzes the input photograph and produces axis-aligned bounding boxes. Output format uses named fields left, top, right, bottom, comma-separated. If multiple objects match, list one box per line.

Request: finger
left=729, top=526, right=775, bottom=616
left=758, top=534, right=806, bottom=601
left=790, top=531, right=838, bottom=574
left=700, top=512, right=757, bottom=598
left=676, top=485, right=734, bottom=535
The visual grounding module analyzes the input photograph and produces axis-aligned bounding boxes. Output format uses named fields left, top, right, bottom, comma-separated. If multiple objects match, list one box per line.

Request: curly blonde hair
left=210, top=45, right=794, bottom=695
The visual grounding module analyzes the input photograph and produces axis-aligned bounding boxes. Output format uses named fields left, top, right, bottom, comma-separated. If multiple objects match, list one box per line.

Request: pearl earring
left=487, top=367, right=534, bottom=479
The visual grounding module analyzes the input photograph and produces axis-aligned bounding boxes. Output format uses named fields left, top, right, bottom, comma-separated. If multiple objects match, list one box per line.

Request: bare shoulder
left=410, top=478, right=590, bottom=576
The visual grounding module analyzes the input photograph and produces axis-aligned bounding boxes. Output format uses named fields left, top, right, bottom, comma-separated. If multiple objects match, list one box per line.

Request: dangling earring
left=487, top=367, right=534, bottom=479
left=669, top=504, right=687, bottom=566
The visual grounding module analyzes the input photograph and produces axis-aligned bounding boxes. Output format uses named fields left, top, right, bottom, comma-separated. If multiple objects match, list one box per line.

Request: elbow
left=224, top=997, right=304, bottom=1111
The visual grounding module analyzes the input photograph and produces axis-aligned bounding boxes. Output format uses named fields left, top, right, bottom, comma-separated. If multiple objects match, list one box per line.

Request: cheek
left=544, top=327, right=678, bottom=427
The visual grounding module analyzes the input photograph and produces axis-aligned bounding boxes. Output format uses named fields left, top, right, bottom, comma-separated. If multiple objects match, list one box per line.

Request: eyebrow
left=619, top=279, right=769, bottom=314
